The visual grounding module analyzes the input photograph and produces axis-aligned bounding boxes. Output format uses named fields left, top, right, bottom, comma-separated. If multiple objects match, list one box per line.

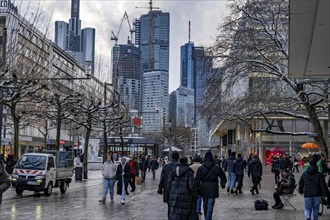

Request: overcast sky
left=23, top=0, right=228, bottom=92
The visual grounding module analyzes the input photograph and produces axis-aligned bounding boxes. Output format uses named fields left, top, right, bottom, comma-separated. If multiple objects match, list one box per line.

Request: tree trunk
left=55, top=108, right=61, bottom=151
left=83, top=114, right=92, bottom=179
left=103, top=121, right=107, bottom=162
left=11, top=106, right=19, bottom=161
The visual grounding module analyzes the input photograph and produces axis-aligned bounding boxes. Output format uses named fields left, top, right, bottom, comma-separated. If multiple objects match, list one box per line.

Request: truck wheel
left=60, top=180, right=68, bottom=193
left=44, top=182, right=53, bottom=196
left=16, top=189, right=23, bottom=196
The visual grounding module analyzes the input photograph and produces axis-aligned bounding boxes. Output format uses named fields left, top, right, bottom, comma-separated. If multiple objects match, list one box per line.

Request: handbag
left=254, top=199, right=269, bottom=210
left=135, top=176, right=142, bottom=185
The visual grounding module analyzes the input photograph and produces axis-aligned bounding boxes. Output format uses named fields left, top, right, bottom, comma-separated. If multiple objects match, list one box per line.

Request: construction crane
left=136, top=0, right=159, bottom=70
left=111, top=11, right=135, bottom=45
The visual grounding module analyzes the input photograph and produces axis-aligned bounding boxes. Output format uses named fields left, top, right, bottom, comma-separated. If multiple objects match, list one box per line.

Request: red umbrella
left=301, top=142, right=319, bottom=149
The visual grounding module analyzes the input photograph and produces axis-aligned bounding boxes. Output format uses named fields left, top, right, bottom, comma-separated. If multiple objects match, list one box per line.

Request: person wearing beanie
left=158, top=151, right=180, bottom=218
left=195, top=151, right=227, bottom=220
left=299, top=155, right=329, bottom=220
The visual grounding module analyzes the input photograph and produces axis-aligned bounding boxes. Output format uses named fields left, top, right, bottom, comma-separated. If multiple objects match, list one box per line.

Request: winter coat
left=271, top=159, right=281, bottom=174
left=189, top=163, right=202, bottom=178
left=150, top=159, right=159, bottom=170
left=299, top=165, right=329, bottom=197
left=248, top=158, right=263, bottom=181
left=195, top=158, right=227, bottom=198
left=277, top=173, right=296, bottom=194
left=0, top=161, right=11, bottom=205
left=167, top=163, right=198, bottom=220
left=280, top=157, right=292, bottom=171
left=129, top=160, right=139, bottom=176
left=116, top=162, right=130, bottom=195
left=224, top=156, right=235, bottom=173
left=101, top=160, right=116, bottom=179
left=233, top=157, right=246, bottom=176
left=158, top=159, right=178, bottom=203
left=140, top=158, right=149, bottom=171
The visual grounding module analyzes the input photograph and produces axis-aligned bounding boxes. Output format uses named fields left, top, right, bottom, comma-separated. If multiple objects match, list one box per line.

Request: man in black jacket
left=233, top=153, right=246, bottom=194
left=299, top=155, right=329, bottom=220
left=157, top=151, right=179, bottom=218
left=195, top=151, right=227, bottom=220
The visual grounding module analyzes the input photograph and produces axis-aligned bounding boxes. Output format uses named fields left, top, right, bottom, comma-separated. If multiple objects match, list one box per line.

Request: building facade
left=135, top=10, right=170, bottom=72
left=54, top=0, right=95, bottom=75
left=141, top=70, right=169, bottom=131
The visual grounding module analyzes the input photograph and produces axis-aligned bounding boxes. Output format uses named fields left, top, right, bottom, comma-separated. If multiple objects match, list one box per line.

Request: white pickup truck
left=11, top=151, right=74, bottom=196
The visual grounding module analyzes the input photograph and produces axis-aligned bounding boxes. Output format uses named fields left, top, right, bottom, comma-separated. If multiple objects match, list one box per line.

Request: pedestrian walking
left=140, top=156, right=148, bottom=183
left=195, top=151, right=227, bottom=220
left=280, top=153, right=293, bottom=174
left=116, top=157, right=130, bottom=205
left=150, top=156, right=159, bottom=179
left=248, top=154, right=263, bottom=195
left=293, top=157, right=299, bottom=173
left=5, top=154, right=14, bottom=174
left=271, top=156, right=281, bottom=184
left=299, top=154, right=329, bottom=220
left=272, top=169, right=296, bottom=209
left=99, top=155, right=117, bottom=204
left=224, top=151, right=236, bottom=193
left=190, top=157, right=203, bottom=215
left=167, top=157, right=198, bottom=220
left=233, top=153, right=246, bottom=194
left=0, top=159, right=11, bottom=206
left=128, top=156, right=139, bottom=192
left=157, top=151, right=180, bottom=218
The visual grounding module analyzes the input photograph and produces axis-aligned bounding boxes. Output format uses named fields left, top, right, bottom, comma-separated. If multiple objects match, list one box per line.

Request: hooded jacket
left=248, top=158, right=263, bottom=178
left=233, top=157, right=246, bottom=176
left=195, top=153, right=227, bottom=198
left=116, top=161, right=130, bottom=195
left=167, top=163, right=197, bottom=220
left=101, top=160, right=116, bottom=179
left=158, top=159, right=178, bottom=203
left=299, top=165, right=329, bottom=197
left=0, top=161, right=11, bottom=204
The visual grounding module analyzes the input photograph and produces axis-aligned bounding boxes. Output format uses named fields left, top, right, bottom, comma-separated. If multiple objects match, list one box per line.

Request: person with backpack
left=195, top=151, right=227, bottom=220
left=299, top=154, right=329, bottom=220
left=271, top=156, right=281, bottom=184
left=272, top=169, right=296, bottom=209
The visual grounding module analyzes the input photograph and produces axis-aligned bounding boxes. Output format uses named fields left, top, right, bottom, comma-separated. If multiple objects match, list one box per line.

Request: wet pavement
left=0, top=166, right=329, bottom=220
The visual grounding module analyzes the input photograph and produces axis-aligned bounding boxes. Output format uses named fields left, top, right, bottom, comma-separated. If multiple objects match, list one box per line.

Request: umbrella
left=301, top=142, right=319, bottom=149
left=162, top=146, right=182, bottom=152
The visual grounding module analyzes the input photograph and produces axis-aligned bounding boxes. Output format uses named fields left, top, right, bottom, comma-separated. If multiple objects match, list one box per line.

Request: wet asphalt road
left=1, top=166, right=330, bottom=220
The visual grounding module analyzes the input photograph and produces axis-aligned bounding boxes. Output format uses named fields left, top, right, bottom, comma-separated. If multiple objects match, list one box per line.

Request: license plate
left=27, top=181, right=39, bottom=185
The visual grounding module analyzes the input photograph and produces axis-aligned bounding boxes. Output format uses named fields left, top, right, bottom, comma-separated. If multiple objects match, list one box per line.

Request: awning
left=209, top=120, right=237, bottom=137
left=289, top=0, right=330, bottom=78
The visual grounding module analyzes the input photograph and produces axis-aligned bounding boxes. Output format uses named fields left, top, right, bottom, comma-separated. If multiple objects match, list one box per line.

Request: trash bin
left=75, top=164, right=83, bottom=180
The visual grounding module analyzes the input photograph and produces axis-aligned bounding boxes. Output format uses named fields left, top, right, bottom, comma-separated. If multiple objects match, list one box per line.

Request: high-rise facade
left=112, top=44, right=142, bottom=111
left=169, top=87, right=194, bottom=128
left=135, top=11, right=170, bottom=72
left=135, top=8, right=170, bottom=131
left=180, top=42, right=194, bottom=88
left=54, top=0, right=95, bottom=74
left=141, top=70, right=169, bottom=131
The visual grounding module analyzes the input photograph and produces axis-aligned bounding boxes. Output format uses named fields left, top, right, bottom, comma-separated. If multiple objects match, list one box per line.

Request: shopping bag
left=135, top=176, right=142, bottom=185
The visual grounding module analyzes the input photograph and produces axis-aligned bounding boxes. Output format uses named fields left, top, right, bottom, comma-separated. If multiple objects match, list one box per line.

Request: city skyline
left=26, top=0, right=228, bottom=92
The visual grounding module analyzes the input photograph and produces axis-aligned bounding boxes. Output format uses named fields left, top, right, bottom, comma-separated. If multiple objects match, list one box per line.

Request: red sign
left=60, top=140, right=65, bottom=145
left=132, top=117, right=142, bottom=127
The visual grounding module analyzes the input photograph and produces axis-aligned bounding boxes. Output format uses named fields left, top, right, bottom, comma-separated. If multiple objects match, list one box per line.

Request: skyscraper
left=135, top=4, right=170, bottom=131
left=112, top=44, right=142, bottom=111
left=135, top=10, right=170, bottom=72
left=54, top=0, right=95, bottom=74
left=180, top=42, right=194, bottom=88
left=141, top=70, right=168, bottom=131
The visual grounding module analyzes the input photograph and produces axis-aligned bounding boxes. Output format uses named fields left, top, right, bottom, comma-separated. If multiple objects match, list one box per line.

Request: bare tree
left=204, top=0, right=329, bottom=156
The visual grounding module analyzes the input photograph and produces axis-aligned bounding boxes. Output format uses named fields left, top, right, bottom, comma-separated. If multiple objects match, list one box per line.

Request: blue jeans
left=202, top=197, right=215, bottom=220
left=228, top=172, right=236, bottom=189
left=102, top=178, right=115, bottom=199
left=196, top=196, right=202, bottom=213
left=304, top=196, right=321, bottom=220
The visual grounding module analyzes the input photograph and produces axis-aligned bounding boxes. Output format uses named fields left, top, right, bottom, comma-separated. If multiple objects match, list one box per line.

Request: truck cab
left=12, top=151, right=73, bottom=196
